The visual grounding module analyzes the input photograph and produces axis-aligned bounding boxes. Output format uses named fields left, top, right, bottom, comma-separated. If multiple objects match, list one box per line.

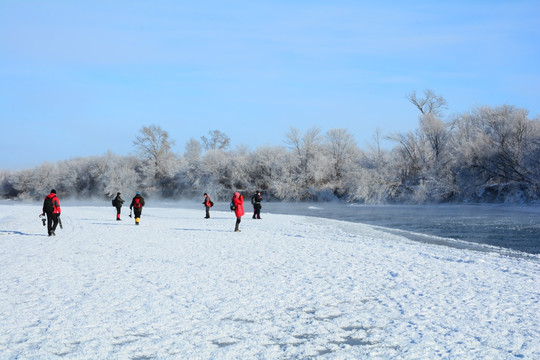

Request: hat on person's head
left=204, top=193, right=207, bottom=196
left=117, top=192, right=121, bottom=195
left=136, top=191, right=140, bottom=195
left=51, top=189, right=56, bottom=194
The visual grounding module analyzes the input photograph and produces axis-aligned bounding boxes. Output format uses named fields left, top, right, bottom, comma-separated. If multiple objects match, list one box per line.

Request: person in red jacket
left=232, top=192, right=244, bottom=232
left=42, top=189, right=61, bottom=236
left=203, top=193, right=212, bottom=219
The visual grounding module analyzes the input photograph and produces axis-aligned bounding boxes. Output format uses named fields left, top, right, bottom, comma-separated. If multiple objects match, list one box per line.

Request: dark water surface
left=262, top=203, right=540, bottom=255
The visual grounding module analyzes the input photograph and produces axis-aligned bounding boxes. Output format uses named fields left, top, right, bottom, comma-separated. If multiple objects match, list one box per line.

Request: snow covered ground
left=0, top=203, right=539, bottom=359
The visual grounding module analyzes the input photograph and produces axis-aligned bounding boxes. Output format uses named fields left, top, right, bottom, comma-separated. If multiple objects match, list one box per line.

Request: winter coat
left=113, top=195, right=125, bottom=207
left=43, top=193, right=61, bottom=214
left=251, top=193, right=262, bottom=208
left=232, top=193, right=244, bottom=218
left=130, top=194, right=145, bottom=210
left=203, top=195, right=212, bottom=207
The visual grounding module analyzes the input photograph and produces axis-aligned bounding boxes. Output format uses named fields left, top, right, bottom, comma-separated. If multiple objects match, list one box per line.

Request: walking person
left=231, top=192, right=244, bottom=232
left=112, top=192, right=125, bottom=221
left=129, top=192, right=145, bottom=225
left=203, top=193, right=213, bottom=219
left=42, top=189, right=61, bottom=236
left=251, top=190, right=262, bottom=219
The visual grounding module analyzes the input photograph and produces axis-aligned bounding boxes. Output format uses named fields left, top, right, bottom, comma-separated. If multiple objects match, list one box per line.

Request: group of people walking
left=204, top=190, right=263, bottom=232
left=112, top=192, right=145, bottom=225
left=42, top=189, right=262, bottom=235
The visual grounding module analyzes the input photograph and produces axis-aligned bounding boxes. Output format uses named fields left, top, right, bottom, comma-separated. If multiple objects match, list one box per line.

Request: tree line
left=2, top=90, right=539, bottom=204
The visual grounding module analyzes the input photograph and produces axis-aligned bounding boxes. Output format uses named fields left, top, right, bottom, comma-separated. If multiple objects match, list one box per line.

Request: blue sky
left=1, top=0, right=539, bottom=169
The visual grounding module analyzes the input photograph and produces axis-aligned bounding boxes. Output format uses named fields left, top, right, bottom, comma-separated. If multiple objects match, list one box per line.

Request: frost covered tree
left=324, top=128, right=358, bottom=196
left=3, top=99, right=540, bottom=204
left=133, top=125, right=176, bottom=173
left=386, top=130, right=423, bottom=182
left=60, top=157, right=101, bottom=197
left=452, top=105, right=540, bottom=200
left=174, top=138, right=204, bottom=197
left=56, top=159, right=80, bottom=196
left=133, top=125, right=179, bottom=195
left=201, top=130, right=230, bottom=151
left=0, top=170, right=16, bottom=198
left=284, top=126, right=323, bottom=199
left=406, top=89, right=448, bottom=117
left=184, top=138, right=202, bottom=160
left=10, top=169, right=35, bottom=200
left=228, top=145, right=252, bottom=192
left=417, top=114, right=457, bottom=201
left=386, top=89, right=457, bottom=202
left=349, top=130, right=399, bottom=203
left=420, top=114, right=451, bottom=163
left=247, top=145, right=291, bottom=199
left=99, top=152, right=140, bottom=197
left=34, top=162, right=62, bottom=198
left=7, top=162, right=63, bottom=200
left=199, top=149, right=233, bottom=196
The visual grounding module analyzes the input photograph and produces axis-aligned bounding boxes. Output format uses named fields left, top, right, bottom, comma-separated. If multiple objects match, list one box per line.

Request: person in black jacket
left=129, top=192, right=145, bottom=225
left=251, top=190, right=262, bottom=219
left=112, top=192, right=125, bottom=221
left=42, top=189, right=61, bottom=236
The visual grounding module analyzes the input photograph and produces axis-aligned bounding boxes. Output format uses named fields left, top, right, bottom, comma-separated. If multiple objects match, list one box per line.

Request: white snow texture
left=0, top=204, right=539, bottom=359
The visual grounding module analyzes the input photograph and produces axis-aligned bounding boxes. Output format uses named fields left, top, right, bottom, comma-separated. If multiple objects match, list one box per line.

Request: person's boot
left=135, top=217, right=140, bottom=225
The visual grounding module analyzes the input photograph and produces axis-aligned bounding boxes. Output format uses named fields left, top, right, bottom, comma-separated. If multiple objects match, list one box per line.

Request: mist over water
left=263, top=202, right=540, bottom=255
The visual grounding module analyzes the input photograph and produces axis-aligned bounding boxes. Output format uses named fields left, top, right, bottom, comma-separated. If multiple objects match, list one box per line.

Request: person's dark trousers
left=205, top=206, right=210, bottom=218
left=46, top=213, right=59, bottom=235
left=235, top=217, right=241, bottom=231
left=253, top=204, right=261, bottom=219
left=134, top=209, right=142, bottom=224
left=116, top=206, right=122, bottom=220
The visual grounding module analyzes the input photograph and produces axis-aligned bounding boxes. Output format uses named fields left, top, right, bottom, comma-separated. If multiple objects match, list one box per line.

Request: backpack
left=133, top=197, right=142, bottom=208
left=112, top=199, right=116, bottom=207
left=229, top=201, right=235, bottom=211
left=44, top=196, right=54, bottom=213
left=209, top=200, right=214, bottom=207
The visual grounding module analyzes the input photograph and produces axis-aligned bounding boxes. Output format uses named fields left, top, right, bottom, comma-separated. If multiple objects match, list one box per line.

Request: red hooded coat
left=232, top=192, right=244, bottom=218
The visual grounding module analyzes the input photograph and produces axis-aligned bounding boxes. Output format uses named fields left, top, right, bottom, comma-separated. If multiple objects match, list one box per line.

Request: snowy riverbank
left=1, top=204, right=539, bottom=359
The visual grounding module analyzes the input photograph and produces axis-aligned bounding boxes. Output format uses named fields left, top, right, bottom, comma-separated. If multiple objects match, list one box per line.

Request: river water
left=261, top=202, right=540, bottom=256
